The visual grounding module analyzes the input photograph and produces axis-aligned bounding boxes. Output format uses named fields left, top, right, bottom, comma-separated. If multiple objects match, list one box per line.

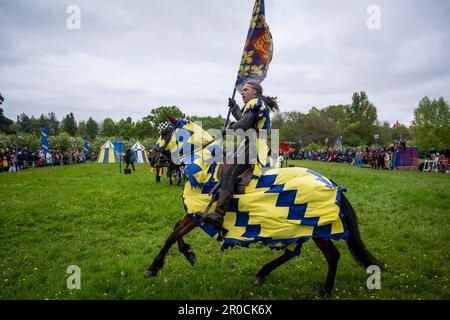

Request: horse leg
left=175, top=221, right=196, bottom=266
left=177, top=169, right=182, bottom=187
left=313, top=237, right=340, bottom=294
left=144, top=215, right=196, bottom=277
left=177, top=237, right=196, bottom=266
left=253, top=243, right=302, bottom=285
left=156, top=167, right=161, bottom=183
left=169, top=219, right=196, bottom=266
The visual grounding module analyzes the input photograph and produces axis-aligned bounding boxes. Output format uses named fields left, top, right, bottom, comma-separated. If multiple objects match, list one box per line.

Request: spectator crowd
left=1, top=142, right=448, bottom=174
left=0, top=146, right=87, bottom=173
left=284, top=143, right=449, bottom=173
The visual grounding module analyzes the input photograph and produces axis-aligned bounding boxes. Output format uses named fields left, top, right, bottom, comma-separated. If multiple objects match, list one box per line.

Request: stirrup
left=193, top=193, right=229, bottom=235
left=194, top=212, right=228, bottom=235
left=202, top=212, right=224, bottom=227
left=194, top=211, right=221, bottom=225
left=193, top=193, right=218, bottom=222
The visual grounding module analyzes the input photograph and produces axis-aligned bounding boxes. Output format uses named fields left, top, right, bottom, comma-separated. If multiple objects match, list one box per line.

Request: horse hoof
left=144, top=270, right=158, bottom=278
left=319, top=288, right=332, bottom=296
left=253, top=276, right=265, bottom=285
left=187, top=252, right=196, bottom=266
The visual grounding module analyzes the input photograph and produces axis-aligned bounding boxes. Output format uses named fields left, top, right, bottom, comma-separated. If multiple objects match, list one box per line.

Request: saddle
left=211, top=163, right=255, bottom=195
left=197, top=163, right=255, bottom=226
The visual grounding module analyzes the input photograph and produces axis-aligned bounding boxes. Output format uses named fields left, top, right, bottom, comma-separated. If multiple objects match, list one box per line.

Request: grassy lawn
left=0, top=161, right=449, bottom=300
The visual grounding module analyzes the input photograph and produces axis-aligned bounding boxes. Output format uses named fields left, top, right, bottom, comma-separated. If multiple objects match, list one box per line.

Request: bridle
left=151, top=118, right=216, bottom=167
left=151, top=124, right=176, bottom=167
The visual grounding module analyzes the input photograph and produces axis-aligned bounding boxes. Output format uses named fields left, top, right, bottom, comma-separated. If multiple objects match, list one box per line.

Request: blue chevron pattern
left=256, top=174, right=319, bottom=226
left=306, top=169, right=335, bottom=189
left=229, top=199, right=259, bottom=239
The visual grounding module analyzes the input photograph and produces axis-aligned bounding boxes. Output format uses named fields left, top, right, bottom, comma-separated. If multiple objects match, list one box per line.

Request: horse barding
left=146, top=115, right=384, bottom=294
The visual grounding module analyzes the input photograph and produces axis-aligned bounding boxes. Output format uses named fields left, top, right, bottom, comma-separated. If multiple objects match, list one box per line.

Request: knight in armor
left=202, top=81, right=279, bottom=229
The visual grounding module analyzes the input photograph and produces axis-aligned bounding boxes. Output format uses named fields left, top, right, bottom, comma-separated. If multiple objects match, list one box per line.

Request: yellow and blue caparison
left=155, top=118, right=348, bottom=254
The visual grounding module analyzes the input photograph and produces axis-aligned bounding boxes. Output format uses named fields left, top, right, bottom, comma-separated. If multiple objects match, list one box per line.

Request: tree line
left=273, top=92, right=449, bottom=156
left=0, top=91, right=448, bottom=157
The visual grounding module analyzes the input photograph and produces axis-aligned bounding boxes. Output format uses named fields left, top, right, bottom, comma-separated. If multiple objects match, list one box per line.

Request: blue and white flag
left=41, top=128, right=49, bottom=154
left=84, top=135, right=89, bottom=156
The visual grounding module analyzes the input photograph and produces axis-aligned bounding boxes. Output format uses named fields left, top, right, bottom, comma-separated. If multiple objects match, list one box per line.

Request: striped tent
left=393, top=147, right=419, bottom=169
left=97, top=140, right=119, bottom=164
left=131, top=142, right=149, bottom=163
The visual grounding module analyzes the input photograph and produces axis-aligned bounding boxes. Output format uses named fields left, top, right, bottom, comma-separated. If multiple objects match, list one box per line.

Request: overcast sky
left=0, top=0, right=449, bottom=125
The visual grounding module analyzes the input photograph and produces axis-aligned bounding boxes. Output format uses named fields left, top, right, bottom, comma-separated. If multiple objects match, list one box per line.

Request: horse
left=167, top=160, right=185, bottom=186
left=145, top=115, right=384, bottom=294
left=151, top=149, right=185, bottom=186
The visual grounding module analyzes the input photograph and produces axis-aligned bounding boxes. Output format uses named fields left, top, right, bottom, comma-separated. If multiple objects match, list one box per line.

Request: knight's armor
left=203, top=97, right=272, bottom=228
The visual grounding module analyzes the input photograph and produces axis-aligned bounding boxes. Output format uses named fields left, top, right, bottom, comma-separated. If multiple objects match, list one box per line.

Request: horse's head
left=148, top=113, right=177, bottom=167
left=148, top=112, right=215, bottom=167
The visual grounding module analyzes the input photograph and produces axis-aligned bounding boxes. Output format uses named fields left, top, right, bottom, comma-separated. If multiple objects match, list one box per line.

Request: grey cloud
left=0, top=0, right=448, bottom=125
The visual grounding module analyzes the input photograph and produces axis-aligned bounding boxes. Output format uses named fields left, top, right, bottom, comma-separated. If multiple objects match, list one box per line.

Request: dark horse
left=152, top=150, right=185, bottom=186
left=144, top=117, right=384, bottom=294
left=167, top=160, right=185, bottom=186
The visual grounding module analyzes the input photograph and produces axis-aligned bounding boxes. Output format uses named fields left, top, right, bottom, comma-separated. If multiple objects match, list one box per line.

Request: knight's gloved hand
left=225, top=122, right=237, bottom=132
left=221, top=122, right=236, bottom=137
left=228, top=98, right=239, bottom=109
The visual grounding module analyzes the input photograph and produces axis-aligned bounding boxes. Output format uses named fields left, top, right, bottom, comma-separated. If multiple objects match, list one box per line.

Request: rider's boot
left=203, top=191, right=233, bottom=228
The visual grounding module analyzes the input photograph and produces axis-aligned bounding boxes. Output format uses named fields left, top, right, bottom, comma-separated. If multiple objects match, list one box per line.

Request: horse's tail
left=341, top=193, right=386, bottom=271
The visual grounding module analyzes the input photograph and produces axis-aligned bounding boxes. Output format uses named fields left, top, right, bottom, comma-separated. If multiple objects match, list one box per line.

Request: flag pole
left=15, top=115, right=20, bottom=160
left=223, top=88, right=237, bottom=130
left=224, top=0, right=272, bottom=130
left=414, top=125, right=417, bottom=148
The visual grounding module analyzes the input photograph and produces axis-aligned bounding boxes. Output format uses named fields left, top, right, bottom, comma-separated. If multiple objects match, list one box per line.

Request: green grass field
left=0, top=161, right=449, bottom=300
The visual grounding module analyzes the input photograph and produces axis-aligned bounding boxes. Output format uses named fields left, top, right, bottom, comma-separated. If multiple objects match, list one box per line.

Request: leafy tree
left=0, top=108, right=13, bottom=134
left=188, top=115, right=224, bottom=131
left=48, top=132, right=72, bottom=152
left=345, top=91, right=378, bottom=145
left=414, top=96, right=450, bottom=153
left=377, top=121, right=394, bottom=147
left=16, top=133, right=40, bottom=152
left=47, top=112, right=60, bottom=136
left=141, top=137, right=158, bottom=150
left=18, top=113, right=32, bottom=127
left=323, top=104, right=347, bottom=137
left=77, top=120, right=87, bottom=136
left=86, top=117, right=99, bottom=139
left=134, top=106, right=183, bottom=138
left=61, top=113, right=78, bottom=136
left=0, top=94, right=15, bottom=134
left=27, top=113, right=60, bottom=136
left=146, top=106, right=183, bottom=128
left=117, top=117, right=136, bottom=140
left=15, top=113, right=35, bottom=136
left=101, top=118, right=118, bottom=137
left=135, top=118, right=155, bottom=139
left=303, top=107, right=338, bottom=146
left=32, top=114, right=46, bottom=135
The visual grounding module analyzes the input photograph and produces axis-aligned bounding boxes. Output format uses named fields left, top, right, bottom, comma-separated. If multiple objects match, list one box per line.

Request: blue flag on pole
left=84, top=135, right=89, bottom=156
left=41, top=128, right=49, bottom=154
left=235, top=0, right=273, bottom=91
